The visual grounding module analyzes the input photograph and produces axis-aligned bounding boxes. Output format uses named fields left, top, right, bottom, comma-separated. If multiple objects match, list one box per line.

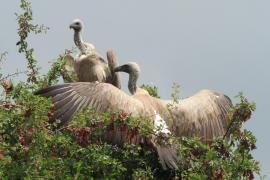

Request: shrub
left=0, top=0, right=262, bottom=179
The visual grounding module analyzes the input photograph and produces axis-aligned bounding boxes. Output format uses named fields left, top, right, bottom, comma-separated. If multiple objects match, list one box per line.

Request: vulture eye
left=75, top=22, right=80, bottom=25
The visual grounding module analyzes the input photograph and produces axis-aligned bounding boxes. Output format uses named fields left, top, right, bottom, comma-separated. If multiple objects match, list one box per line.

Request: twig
left=223, top=120, right=234, bottom=140
left=0, top=70, right=27, bottom=81
left=0, top=51, right=8, bottom=62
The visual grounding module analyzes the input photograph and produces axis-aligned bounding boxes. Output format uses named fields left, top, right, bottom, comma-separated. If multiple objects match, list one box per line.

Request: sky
left=0, top=0, right=269, bottom=177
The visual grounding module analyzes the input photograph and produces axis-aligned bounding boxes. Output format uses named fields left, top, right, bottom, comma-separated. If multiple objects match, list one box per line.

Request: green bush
left=0, top=0, right=262, bottom=179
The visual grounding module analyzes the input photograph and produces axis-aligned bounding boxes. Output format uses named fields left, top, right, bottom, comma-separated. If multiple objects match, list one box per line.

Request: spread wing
left=35, top=82, right=145, bottom=127
left=169, top=89, right=232, bottom=142
left=35, top=82, right=179, bottom=170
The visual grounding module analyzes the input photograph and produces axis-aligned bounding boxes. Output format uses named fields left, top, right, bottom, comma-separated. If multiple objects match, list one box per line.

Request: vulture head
left=69, top=19, right=96, bottom=56
left=115, top=62, right=141, bottom=95
left=69, top=19, right=83, bottom=32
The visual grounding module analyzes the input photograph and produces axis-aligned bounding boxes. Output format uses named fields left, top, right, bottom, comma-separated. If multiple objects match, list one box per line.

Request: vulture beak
left=69, top=24, right=73, bottom=29
left=114, top=64, right=130, bottom=73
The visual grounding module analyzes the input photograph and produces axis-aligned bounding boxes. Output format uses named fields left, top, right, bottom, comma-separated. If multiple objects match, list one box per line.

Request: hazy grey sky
left=1, top=0, right=269, bottom=177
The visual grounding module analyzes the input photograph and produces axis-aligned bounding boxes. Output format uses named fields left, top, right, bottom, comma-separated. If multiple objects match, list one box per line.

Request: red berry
left=92, top=139, right=100, bottom=145
left=120, top=124, right=128, bottom=132
left=18, top=136, right=31, bottom=146
left=24, top=108, right=32, bottom=118
left=242, top=110, right=251, bottom=122
left=92, top=121, right=104, bottom=128
left=107, top=123, right=114, bottom=131
left=79, top=136, right=89, bottom=147
left=26, top=128, right=34, bottom=136
left=139, top=138, right=145, bottom=146
left=76, top=128, right=85, bottom=137
left=243, top=170, right=254, bottom=180
left=0, top=150, right=4, bottom=158
left=234, top=108, right=241, bottom=117
left=214, top=169, right=224, bottom=179
left=47, top=111, right=53, bottom=119
left=119, top=111, right=128, bottom=120
left=250, top=143, right=256, bottom=150
left=84, top=127, right=92, bottom=133
left=3, top=103, right=10, bottom=108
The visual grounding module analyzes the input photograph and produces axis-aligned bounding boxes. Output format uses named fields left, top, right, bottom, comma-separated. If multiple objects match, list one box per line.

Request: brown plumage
left=65, top=19, right=121, bottom=88
left=35, top=82, right=178, bottom=169
left=165, top=90, right=232, bottom=142
left=113, top=63, right=232, bottom=141
left=35, top=62, right=232, bottom=170
left=35, top=63, right=178, bottom=169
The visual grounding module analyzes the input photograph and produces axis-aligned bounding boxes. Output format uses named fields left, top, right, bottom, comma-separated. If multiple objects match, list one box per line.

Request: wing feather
left=34, top=84, right=70, bottom=96
left=35, top=82, right=145, bottom=126
left=170, top=89, right=232, bottom=141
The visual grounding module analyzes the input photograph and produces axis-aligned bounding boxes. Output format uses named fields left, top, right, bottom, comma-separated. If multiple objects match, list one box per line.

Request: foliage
left=38, top=50, right=78, bottom=87
left=177, top=93, right=260, bottom=179
left=0, top=80, right=262, bottom=179
left=141, top=84, right=160, bottom=98
left=0, top=0, right=262, bottom=179
left=170, top=82, right=181, bottom=103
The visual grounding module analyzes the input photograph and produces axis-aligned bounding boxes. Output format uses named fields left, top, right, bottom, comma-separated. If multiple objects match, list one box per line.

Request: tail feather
left=106, top=49, right=121, bottom=89
left=151, top=137, right=179, bottom=170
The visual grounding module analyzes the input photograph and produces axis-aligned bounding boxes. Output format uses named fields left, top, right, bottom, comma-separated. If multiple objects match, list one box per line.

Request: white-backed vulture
left=35, top=62, right=179, bottom=169
left=35, top=62, right=232, bottom=169
left=113, top=63, right=232, bottom=141
left=65, top=19, right=121, bottom=88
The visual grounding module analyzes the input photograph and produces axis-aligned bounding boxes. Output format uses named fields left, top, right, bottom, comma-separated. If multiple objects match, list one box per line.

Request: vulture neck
left=128, top=71, right=139, bottom=95
left=74, top=30, right=87, bottom=54
left=115, top=63, right=140, bottom=95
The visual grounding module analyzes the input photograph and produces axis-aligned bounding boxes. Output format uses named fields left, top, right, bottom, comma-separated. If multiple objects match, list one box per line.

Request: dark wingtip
left=224, top=94, right=233, bottom=106
left=34, top=88, right=47, bottom=96
left=157, top=145, right=179, bottom=170
left=151, top=138, right=179, bottom=170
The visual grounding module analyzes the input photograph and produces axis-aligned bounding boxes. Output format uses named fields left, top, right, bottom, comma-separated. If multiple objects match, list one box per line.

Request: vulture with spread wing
left=113, top=63, right=232, bottom=141
left=35, top=62, right=232, bottom=169
left=64, top=19, right=121, bottom=88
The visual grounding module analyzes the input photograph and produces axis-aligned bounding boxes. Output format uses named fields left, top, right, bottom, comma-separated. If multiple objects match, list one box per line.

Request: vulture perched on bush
left=35, top=62, right=232, bottom=169
left=65, top=19, right=121, bottom=88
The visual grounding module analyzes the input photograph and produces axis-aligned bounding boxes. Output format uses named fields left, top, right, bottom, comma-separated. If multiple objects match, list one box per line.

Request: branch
left=15, top=0, right=49, bottom=84
left=0, top=70, right=27, bottom=82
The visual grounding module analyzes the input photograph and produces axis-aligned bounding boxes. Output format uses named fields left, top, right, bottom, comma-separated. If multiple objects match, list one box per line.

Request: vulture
left=65, top=19, right=121, bottom=88
left=113, top=63, right=232, bottom=142
left=35, top=62, right=232, bottom=169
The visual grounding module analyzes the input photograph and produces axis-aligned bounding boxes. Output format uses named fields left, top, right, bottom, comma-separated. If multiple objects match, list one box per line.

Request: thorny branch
left=0, top=70, right=27, bottom=82
left=15, top=0, right=49, bottom=84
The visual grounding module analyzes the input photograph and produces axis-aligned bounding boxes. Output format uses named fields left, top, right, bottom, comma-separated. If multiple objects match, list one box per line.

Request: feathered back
left=74, top=54, right=110, bottom=83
